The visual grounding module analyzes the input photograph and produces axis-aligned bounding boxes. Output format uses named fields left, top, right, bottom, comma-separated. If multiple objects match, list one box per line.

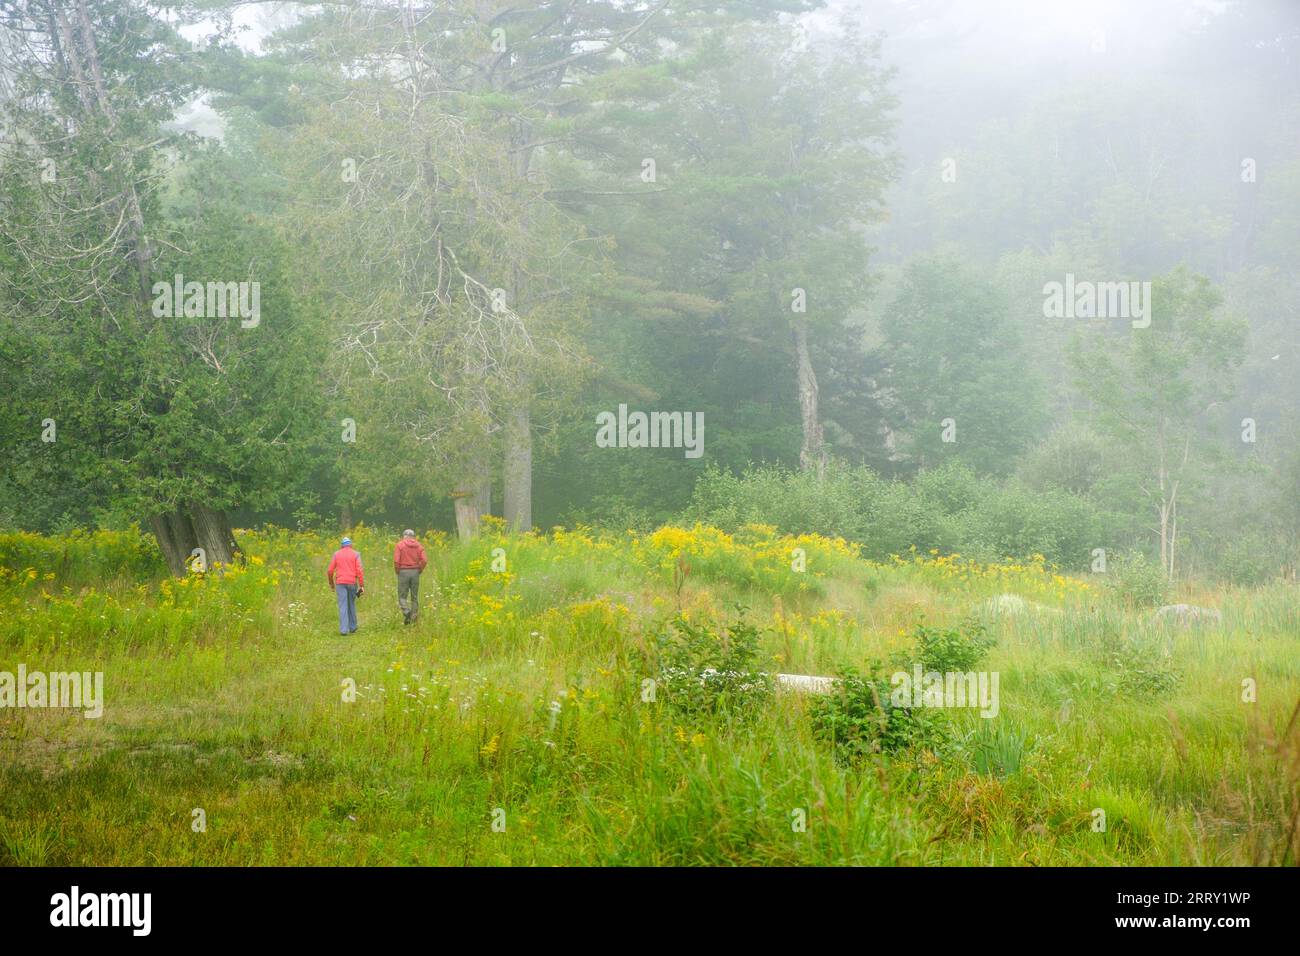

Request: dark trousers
left=397, top=568, right=421, bottom=623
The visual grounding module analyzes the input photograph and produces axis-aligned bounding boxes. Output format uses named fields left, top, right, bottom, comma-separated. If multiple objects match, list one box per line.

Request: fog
left=1, top=0, right=1299, bottom=881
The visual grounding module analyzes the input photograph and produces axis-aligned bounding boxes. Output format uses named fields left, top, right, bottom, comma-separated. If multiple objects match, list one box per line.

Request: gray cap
left=403, top=529, right=415, bottom=537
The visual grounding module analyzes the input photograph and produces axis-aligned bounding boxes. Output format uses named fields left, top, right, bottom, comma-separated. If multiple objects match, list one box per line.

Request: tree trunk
left=502, top=123, right=535, bottom=534
left=473, top=474, right=491, bottom=522
left=66, top=0, right=153, bottom=301
left=191, top=503, right=242, bottom=568
left=1158, top=501, right=1170, bottom=576
left=148, top=512, right=198, bottom=577
left=149, top=506, right=241, bottom=576
left=503, top=402, right=532, bottom=531
left=340, top=502, right=353, bottom=532
left=1168, top=499, right=1179, bottom=581
left=452, top=490, right=481, bottom=541
left=793, top=321, right=826, bottom=478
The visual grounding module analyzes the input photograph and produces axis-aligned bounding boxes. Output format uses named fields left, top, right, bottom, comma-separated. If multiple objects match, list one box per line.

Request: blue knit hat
left=341, top=537, right=352, bottom=547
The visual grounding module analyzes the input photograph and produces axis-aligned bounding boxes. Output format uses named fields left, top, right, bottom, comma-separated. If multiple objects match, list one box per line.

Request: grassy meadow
left=1, top=522, right=1296, bottom=866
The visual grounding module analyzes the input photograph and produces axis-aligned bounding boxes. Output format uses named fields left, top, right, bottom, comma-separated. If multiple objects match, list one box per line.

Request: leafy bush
left=809, top=621, right=993, bottom=765
left=955, top=479, right=1123, bottom=571
left=915, top=620, right=995, bottom=672
left=0, top=526, right=164, bottom=582
left=1105, top=551, right=1168, bottom=608
left=809, top=663, right=950, bottom=764
left=1097, top=633, right=1180, bottom=699
left=1214, top=531, right=1282, bottom=586
left=654, top=610, right=772, bottom=720
left=684, top=462, right=880, bottom=544
left=686, top=461, right=1120, bottom=571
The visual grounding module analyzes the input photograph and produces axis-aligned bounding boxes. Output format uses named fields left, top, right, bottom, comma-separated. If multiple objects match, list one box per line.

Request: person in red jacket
left=327, top=537, right=364, bottom=635
left=393, top=529, right=428, bottom=625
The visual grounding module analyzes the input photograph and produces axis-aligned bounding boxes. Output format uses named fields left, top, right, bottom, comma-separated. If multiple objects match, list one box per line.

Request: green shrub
left=0, top=526, right=164, bottom=583
left=1105, top=551, right=1168, bottom=608
left=1214, top=531, right=1281, bottom=586
left=809, top=621, right=992, bottom=766
left=915, top=620, right=995, bottom=672
left=684, top=462, right=879, bottom=543
left=654, top=609, right=772, bottom=720
left=685, top=460, right=1119, bottom=570
left=810, top=663, right=950, bottom=764
left=1097, top=632, right=1180, bottom=699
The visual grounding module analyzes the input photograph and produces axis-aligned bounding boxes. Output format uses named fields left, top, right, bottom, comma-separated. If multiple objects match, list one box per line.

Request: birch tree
left=1069, top=269, right=1246, bottom=579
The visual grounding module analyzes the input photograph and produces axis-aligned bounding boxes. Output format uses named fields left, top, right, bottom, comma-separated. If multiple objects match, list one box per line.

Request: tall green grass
left=0, top=525, right=1295, bottom=865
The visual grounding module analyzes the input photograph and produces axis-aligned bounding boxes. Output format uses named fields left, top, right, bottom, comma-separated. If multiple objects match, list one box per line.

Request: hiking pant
left=397, top=568, right=421, bottom=624
left=335, top=583, right=358, bottom=634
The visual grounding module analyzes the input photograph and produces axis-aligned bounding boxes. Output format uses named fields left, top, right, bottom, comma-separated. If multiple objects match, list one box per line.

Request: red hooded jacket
left=393, top=537, right=428, bottom=572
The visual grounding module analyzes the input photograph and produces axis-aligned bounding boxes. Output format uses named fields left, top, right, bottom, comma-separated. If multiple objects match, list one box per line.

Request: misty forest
left=0, top=0, right=1297, bottom=869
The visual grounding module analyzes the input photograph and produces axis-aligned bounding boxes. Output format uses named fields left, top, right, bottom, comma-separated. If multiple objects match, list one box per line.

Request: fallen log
left=774, top=673, right=835, bottom=694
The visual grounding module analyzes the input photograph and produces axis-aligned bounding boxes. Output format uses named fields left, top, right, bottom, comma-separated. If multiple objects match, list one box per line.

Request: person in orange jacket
left=393, top=529, right=428, bottom=625
left=327, top=537, right=364, bottom=634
